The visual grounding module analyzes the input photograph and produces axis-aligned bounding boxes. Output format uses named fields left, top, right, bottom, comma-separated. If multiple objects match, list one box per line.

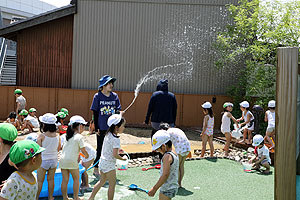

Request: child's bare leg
left=47, top=168, right=56, bottom=200
left=224, top=132, right=231, bottom=156
left=69, top=169, right=82, bottom=200
left=106, top=170, right=116, bottom=200
left=240, top=129, right=247, bottom=143
left=36, top=167, right=47, bottom=200
left=178, top=154, right=187, bottom=187
left=159, top=192, right=171, bottom=200
left=81, top=159, right=94, bottom=188
left=61, top=169, right=70, bottom=200
left=89, top=171, right=107, bottom=200
left=262, top=161, right=271, bottom=173
left=248, top=130, right=253, bottom=144
left=201, top=134, right=208, bottom=157
left=208, top=135, right=214, bottom=157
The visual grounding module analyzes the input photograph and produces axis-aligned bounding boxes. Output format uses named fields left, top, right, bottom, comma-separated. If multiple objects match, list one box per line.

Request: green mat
left=40, top=159, right=274, bottom=200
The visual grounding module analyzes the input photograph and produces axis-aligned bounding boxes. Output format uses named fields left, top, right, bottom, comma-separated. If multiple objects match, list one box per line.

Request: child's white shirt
left=0, top=171, right=38, bottom=200
left=266, top=110, right=275, bottom=129
left=257, top=145, right=271, bottom=164
left=167, top=128, right=191, bottom=155
left=24, top=115, right=40, bottom=128
left=100, top=132, right=120, bottom=163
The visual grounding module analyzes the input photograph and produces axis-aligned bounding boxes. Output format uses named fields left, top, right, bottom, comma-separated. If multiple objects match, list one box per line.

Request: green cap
left=14, top=89, right=22, bottom=94
left=0, top=123, right=18, bottom=141
left=10, top=140, right=45, bottom=165
left=19, top=109, right=28, bottom=116
left=29, top=108, right=37, bottom=113
left=57, top=112, right=66, bottom=119
left=223, top=102, right=233, bottom=109
left=60, top=108, right=69, bottom=116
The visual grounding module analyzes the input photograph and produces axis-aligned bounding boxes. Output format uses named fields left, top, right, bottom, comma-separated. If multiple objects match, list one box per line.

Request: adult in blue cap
left=90, top=75, right=121, bottom=178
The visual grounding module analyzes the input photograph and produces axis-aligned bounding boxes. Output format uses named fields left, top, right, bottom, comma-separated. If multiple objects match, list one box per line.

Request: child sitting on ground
left=29, top=108, right=38, bottom=118
left=36, top=113, right=61, bottom=200
left=89, top=114, right=127, bottom=200
left=200, top=102, right=215, bottom=157
left=148, top=130, right=179, bottom=200
left=20, top=109, right=40, bottom=133
left=250, top=134, right=271, bottom=174
left=4, top=111, right=21, bottom=130
left=0, top=140, right=45, bottom=200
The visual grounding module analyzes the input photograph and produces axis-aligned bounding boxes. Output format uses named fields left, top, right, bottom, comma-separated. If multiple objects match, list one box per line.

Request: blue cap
left=98, top=75, right=116, bottom=89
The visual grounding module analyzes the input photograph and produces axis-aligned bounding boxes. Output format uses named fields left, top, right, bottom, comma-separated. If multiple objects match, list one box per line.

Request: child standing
left=200, top=102, right=214, bottom=157
left=264, top=100, right=276, bottom=150
left=4, top=111, right=21, bottom=130
left=89, top=114, right=127, bottom=200
left=237, top=101, right=254, bottom=145
left=159, top=123, right=190, bottom=188
left=59, top=115, right=89, bottom=200
left=0, top=140, right=45, bottom=200
left=221, top=102, right=239, bottom=157
left=56, top=112, right=67, bottom=135
left=14, top=89, right=26, bottom=121
left=251, top=134, right=271, bottom=174
left=148, top=130, right=179, bottom=200
left=36, top=113, right=61, bottom=200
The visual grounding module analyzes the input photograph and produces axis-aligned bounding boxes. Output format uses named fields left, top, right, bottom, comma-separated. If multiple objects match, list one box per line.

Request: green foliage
left=214, top=0, right=300, bottom=111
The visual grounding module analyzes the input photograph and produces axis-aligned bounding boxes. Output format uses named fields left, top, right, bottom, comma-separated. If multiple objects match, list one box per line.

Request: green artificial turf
left=40, top=159, right=274, bottom=200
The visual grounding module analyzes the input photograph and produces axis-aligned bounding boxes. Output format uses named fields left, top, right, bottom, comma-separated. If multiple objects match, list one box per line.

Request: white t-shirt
left=81, top=143, right=96, bottom=163
left=24, top=115, right=40, bottom=128
left=257, top=145, right=271, bottom=164
left=59, top=133, right=85, bottom=169
left=167, top=128, right=191, bottom=155
left=221, top=112, right=231, bottom=133
left=0, top=171, right=38, bottom=200
left=100, top=132, right=120, bottom=163
left=16, top=96, right=26, bottom=111
left=266, top=110, right=275, bottom=129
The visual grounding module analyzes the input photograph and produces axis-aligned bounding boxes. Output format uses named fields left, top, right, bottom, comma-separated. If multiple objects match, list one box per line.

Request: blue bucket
left=38, top=163, right=85, bottom=197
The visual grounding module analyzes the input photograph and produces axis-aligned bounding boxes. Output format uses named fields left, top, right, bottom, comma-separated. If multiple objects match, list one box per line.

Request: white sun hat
left=107, top=114, right=122, bottom=127
left=240, top=101, right=250, bottom=108
left=39, top=113, right=57, bottom=124
left=223, top=102, right=234, bottom=108
left=252, top=134, right=264, bottom=147
left=152, top=130, right=170, bottom=151
left=202, top=102, right=212, bottom=109
left=268, top=100, right=276, bottom=108
left=68, top=115, right=87, bottom=125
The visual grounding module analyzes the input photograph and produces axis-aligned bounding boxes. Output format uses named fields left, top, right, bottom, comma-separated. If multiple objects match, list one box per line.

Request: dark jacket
left=145, top=80, right=177, bottom=124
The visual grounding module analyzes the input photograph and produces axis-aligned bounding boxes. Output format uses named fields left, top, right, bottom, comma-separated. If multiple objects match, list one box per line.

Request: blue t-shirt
left=90, top=91, right=121, bottom=130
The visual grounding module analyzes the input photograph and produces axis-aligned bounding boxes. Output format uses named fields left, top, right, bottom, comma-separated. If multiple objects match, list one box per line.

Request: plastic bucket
left=37, top=163, right=85, bottom=197
left=116, top=152, right=130, bottom=170
left=242, top=162, right=252, bottom=172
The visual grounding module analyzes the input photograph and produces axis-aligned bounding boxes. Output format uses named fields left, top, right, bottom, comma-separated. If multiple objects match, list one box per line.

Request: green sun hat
left=19, top=109, right=28, bottom=116
left=0, top=123, right=18, bottom=141
left=60, top=108, right=69, bottom=116
left=57, top=111, right=67, bottom=119
left=10, top=140, right=45, bottom=165
left=29, top=108, right=37, bottom=113
left=223, top=102, right=234, bottom=109
left=14, top=89, right=22, bottom=94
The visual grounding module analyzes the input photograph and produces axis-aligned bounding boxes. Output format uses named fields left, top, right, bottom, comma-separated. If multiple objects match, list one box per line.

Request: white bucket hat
left=39, top=113, right=57, bottom=125
left=240, top=101, right=250, bottom=108
left=268, top=100, right=276, bottom=108
left=68, top=115, right=87, bottom=126
left=107, top=114, right=122, bottom=127
left=152, top=130, right=170, bottom=151
left=202, top=102, right=212, bottom=109
left=252, top=134, right=264, bottom=147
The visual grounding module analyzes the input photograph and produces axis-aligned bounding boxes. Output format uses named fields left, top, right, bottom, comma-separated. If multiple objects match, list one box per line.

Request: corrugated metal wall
left=72, top=0, right=239, bottom=94
left=17, top=15, right=73, bottom=88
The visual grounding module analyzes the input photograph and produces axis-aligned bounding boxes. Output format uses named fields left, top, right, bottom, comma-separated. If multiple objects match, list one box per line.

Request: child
left=36, top=113, right=61, bottom=200
left=19, top=109, right=39, bottom=133
left=59, top=115, right=89, bottom=200
left=80, top=143, right=96, bottom=192
left=221, top=102, right=239, bottom=157
left=0, top=140, right=45, bottom=200
left=4, top=111, right=21, bottom=130
left=159, top=123, right=190, bottom=188
left=29, top=108, right=38, bottom=118
left=60, top=108, right=69, bottom=116
left=89, top=115, right=95, bottom=135
left=14, top=89, right=26, bottom=120
left=56, top=112, right=67, bottom=135
left=264, top=100, right=276, bottom=150
left=250, top=134, right=271, bottom=174
left=237, top=101, right=254, bottom=145
left=148, top=130, right=179, bottom=199
left=89, top=114, right=127, bottom=200
left=200, top=102, right=214, bottom=157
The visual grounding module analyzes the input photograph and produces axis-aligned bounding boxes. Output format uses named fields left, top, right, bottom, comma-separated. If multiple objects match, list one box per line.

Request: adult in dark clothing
left=90, top=75, right=121, bottom=178
left=0, top=123, right=18, bottom=184
left=144, top=79, right=177, bottom=138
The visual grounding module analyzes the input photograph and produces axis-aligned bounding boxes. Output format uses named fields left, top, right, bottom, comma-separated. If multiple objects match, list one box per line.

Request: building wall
left=72, top=0, right=239, bottom=95
left=0, top=86, right=233, bottom=128
left=17, top=15, right=73, bottom=88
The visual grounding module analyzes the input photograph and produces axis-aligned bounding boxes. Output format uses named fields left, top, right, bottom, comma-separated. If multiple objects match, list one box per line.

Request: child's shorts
left=41, top=159, right=58, bottom=170
left=160, top=188, right=178, bottom=199
left=99, top=159, right=115, bottom=173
